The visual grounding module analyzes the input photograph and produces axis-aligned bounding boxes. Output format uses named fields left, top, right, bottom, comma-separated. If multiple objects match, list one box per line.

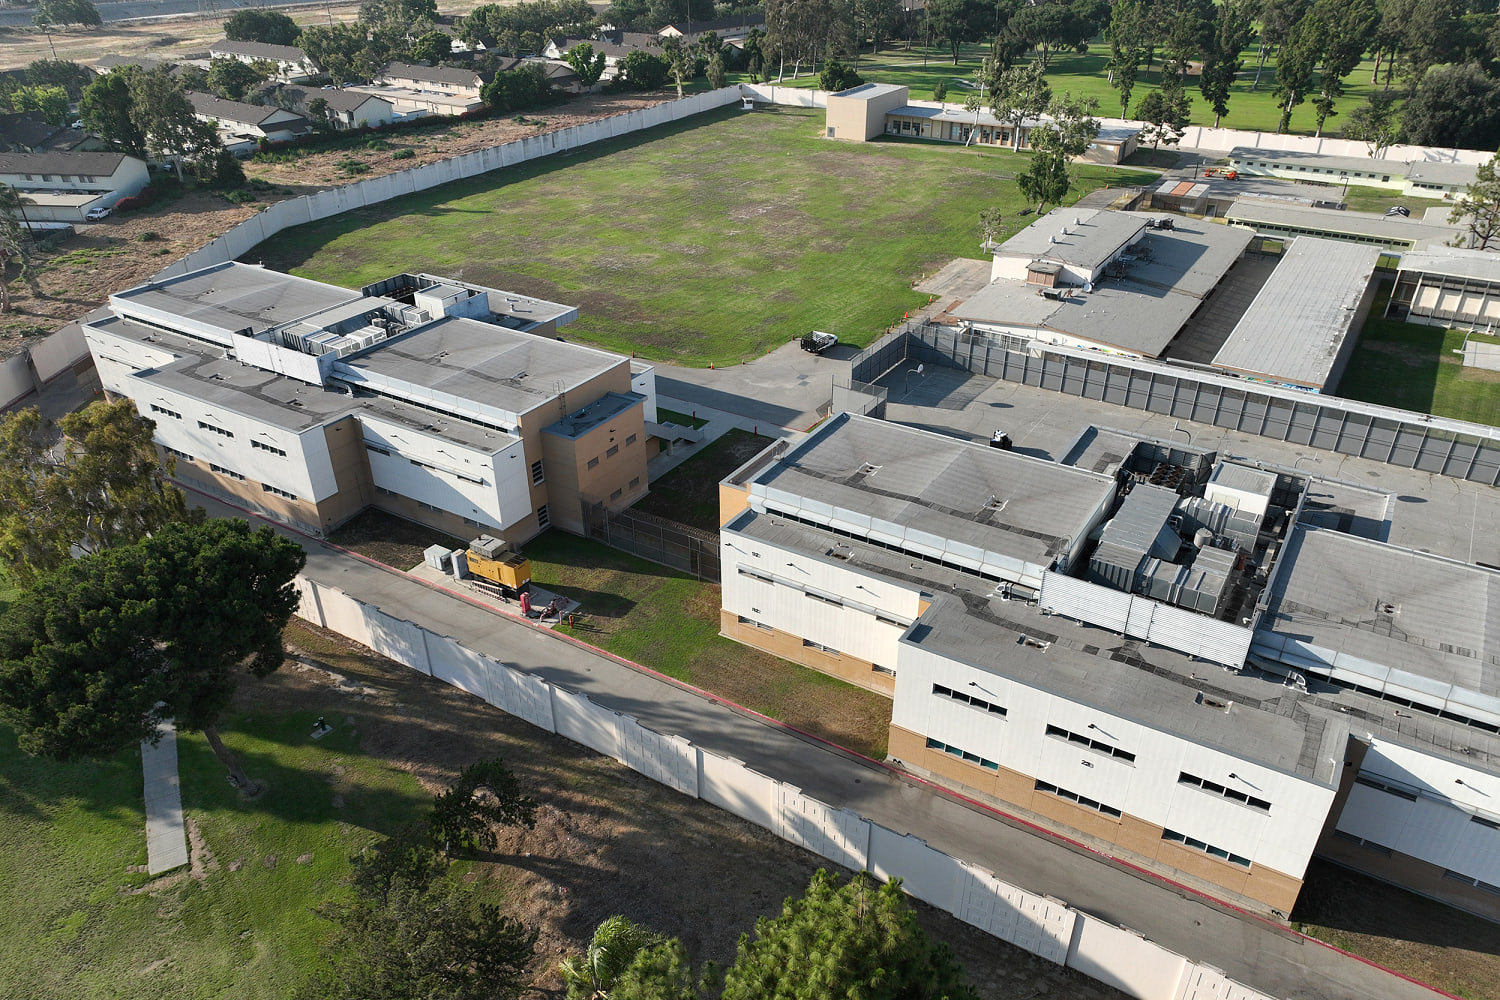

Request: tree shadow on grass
left=0, top=723, right=143, bottom=822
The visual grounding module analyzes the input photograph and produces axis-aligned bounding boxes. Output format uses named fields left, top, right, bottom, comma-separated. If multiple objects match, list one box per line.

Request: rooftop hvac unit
left=469, top=534, right=509, bottom=560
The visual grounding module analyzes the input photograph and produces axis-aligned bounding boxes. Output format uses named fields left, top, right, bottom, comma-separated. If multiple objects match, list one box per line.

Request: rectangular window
left=738, top=615, right=774, bottom=632
left=609, top=488, right=623, bottom=500
left=629, top=477, right=640, bottom=489
left=925, top=736, right=998, bottom=771
left=1035, top=779, right=1123, bottom=818
left=375, top=485, right=397, bottom=497
left=626, top=433, right=637, bottom=445
left=587, top=457, right=599, bottom=470
left=536, top=504, right=550, bottom=528
left=802, top=639, right=840, bottom=656
left=366, top=443, right=391, bottom=456
left=872, top=664, right=896, bottom=676
left=261, top=483, right=299, bottom=500
left=1333, top=830, right=1394, bottom=856
left=150, top=404, right=182, bottom=419
left=875, top=614, right=907, bottom=628
left=1472, top=815, right=1500, bottom=830
left=737, top=567, right=773, bottom=584
left=1162, top=829, right=1251, bottom=868
left=931, top=683, right=1006, bottom=717
left=164, top=446, right=194, bottom=462
left=530, top=460, right=545, bottom=485
left=209, top=463, right=245, bottom=481
left=1045, top=724, right=1135, bottom=763
left=606, top=444, right=619, bottom=458
left=1443, top=871, right=1500, bottom=896
left=198, top=420, right=233, bottom=438
left=251, top=439, right=287, bottom=457
left=1179, top=772, right=1272, bottom=812
left=804, top=591, right=842, bottom=607
left=416, top=500, right=439, bottom=511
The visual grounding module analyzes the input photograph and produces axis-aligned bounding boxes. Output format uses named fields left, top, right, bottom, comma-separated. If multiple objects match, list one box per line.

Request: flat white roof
left=1212, top=237, right=1380, bottom=389
left=1397, top=246, right=1500, bottom=283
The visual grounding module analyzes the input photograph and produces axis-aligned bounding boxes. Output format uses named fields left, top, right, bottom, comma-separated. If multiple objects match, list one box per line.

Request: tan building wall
left=539, top=399, right=650, bottom=536
left=1314, top=833, right=1500, bottom=923
left=825, top=85, right=908, bottom=141
left=888, top=723, right=1304, bottom=914
left=515, top=361, right=634, bottom=530
left=719, top=481, right=750, bottom=526
left=720, top=609, right=896, bottom=696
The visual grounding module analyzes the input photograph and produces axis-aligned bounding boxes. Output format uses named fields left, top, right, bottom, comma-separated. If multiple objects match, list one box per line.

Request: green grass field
left=262, top=106, right=1155, bottom=367
left=0, top=711, right=428, bottom=999
left=1335, top=291, right=1500, bottom=427
left=766, top=41, right=1399, bottom=137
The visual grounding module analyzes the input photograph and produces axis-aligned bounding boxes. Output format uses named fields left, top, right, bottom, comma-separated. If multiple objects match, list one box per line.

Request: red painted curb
left=183, top=484, right=1455, bottom=997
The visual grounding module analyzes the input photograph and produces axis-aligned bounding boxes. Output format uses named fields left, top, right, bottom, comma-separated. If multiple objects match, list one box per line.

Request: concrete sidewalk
left=142, top=721, right=188, bottom=875
left=188, top=488, right=1438, bottom=1000
left=646, top=393, right=800, bottom=481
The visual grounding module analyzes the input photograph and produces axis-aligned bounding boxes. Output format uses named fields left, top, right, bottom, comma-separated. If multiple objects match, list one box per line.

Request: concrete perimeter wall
left=2, top=87, right=749, bottom=413
left=295, top=574, right=1275, bottom=1000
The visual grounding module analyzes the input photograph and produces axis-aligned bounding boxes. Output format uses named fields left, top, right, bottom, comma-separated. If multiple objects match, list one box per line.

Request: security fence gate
left=584, top=503, right=721, bottom=582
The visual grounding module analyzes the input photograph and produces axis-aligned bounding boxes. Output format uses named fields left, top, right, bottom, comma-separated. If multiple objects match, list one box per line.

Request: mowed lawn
left=0, top=711, right=428, bottom=1000
left=1335, top=291, right=1500, bottom=427
left=262, top=105, right=1156, bottom=366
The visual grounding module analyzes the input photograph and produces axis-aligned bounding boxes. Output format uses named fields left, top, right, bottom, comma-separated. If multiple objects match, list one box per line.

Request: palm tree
left=558, top=915, right=659, bottom=1000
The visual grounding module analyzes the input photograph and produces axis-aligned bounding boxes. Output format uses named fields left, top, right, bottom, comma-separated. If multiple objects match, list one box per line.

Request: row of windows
left=585, top=434, right=639, bottom=470
left=1354, top=773, right=1419, bottom=802
left=738, top=614, right=774, bottom=632
left=262, top=483, right=299, bottom=500
left=198, top=420, right=233, bottom=438
left=1035, top=779, right=1122, bottom=818
left=1179, top=772, right=1272, bottom=813
left=803, top=638, right=840, bottom=655
left=932, top=683, right=1007, bottom=717
left=736, top=566, right=908, bottom=628
left=1333, top=829, right=1393, bottom=856
left=1442, top=870, right=1500, bottom=896
left=210, top=463, right=244, bottom=481
left=926, top=736, right=999, bottom=772
left=1234, top=160, right=1393, bottom=182
left=763, top=506, right=1004, bottom=584
left=1045, top=724, right=1136, bottom=764
left=531, top=460, right=545, bottom=485
left=1233, top=221, right=1412, bottom=250
left=1162, top=829, right=1252, bottom=868
left=367, top=443, right=391, bottom=456
left=150, top=403, right=182, bottom=420
left=407, top=456, right=485, bottom=485
left=164, top=446, right=194, bottom=463
left=251, top=439, right=287, bottom=457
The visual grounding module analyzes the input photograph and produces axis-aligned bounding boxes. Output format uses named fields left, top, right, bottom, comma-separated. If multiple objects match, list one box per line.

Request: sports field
left=261, top=105, right=1157, bottom=367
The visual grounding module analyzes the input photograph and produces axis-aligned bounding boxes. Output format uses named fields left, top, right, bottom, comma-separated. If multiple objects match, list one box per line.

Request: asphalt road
left=189, top=489, right=1442, bottom=1000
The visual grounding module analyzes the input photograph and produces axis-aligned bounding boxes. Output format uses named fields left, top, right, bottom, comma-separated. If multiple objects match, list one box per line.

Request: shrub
left=138, top=231, right=159, bottom=242
left=336, top=157, right=370, bottom=176
left=392, top=148, right=415, bottom=160
left=932, top=80, right=948, bottom=102
left=113, top=185, right=157, bottom=213
left=819, top=60, right=862, bottom=93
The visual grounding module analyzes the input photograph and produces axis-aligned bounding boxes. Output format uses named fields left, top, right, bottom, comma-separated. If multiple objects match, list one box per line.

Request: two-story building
left=187, top=92, right=310, bottom=148
left=209, top=40, right=321, bottom=82
left=0, top=151, right=149, bottom=222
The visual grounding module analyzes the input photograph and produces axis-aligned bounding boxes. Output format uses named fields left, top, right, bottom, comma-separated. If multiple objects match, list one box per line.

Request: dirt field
left=281, top=619, right=1126, bottom=999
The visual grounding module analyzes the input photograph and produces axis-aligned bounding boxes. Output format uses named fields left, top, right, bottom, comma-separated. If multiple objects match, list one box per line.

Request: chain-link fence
left=584, top=503, right=721, bottom=582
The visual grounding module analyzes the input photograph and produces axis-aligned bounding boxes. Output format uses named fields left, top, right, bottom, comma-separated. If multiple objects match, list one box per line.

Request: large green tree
left=0, top=401, right=190, bottom=584
left=26, top=59, right=94, bottom=100
left=1450, top=153, right=1500, bottom=251
left=307, top=837, right=538, bottom=1000
left=428, top=757, right=538, bottom=856
left=1274, top=15, right=1323, bottom=133
left=80, top=67, right=147, bottom=156
left=1108, top=0, right=1149, bottom=115
left=1137, top=82, right=1193, bottom=149
left=559, top=915, right=665, bottom=1000
left=1309, top=0, right=1380, bottom=135
left=988, top=61, right=1051, bottom=150
left=1342, top=89, right=1402, bottom=155
left=720, top=870, right=979, bottom=1000
left=0, top=519, right=306, bottom=790
left=206, top=57, right=271, bottom=102
left=33, top=0, right=101, bottom=28
left=923, top=0, right=991, bottom=65
left=1198, top=0, right=1254, bottom=126
left=566, top=41, right=608, bottom=89
left=223, top=8, right=303, bottom=46
left=1401, top=62, right=1500, bottom=150
left=129, top=67, right=221, bottom=179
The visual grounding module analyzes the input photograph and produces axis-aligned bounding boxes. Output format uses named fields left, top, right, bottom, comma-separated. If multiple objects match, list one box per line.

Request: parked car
left=85, top=207, right=110, bottom=221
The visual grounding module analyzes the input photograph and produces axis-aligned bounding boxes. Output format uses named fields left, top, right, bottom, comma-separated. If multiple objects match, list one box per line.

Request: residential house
left=268, top=85, right=395, bottom=131
left=0, top=113, right=102, bottom=154
left=209, top=40, right=320, bottom=82
left=0, top=150, right=149, bottom=222
left=656, top=13, right=764, bottom=43
left=187, top=92, right=310, bottom=149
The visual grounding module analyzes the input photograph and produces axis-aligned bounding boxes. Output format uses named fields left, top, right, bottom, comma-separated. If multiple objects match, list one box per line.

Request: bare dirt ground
left=0, top=88, right=674, bottom=354
left=278, top=620, right=1126, bottom=998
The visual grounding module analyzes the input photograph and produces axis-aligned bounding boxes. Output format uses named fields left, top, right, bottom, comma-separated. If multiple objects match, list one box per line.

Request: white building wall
left=892, top=641, right=1337, bottom=877
left=720, top=529, right=924, bottom=669
left=1335, top=739, right=1500, bottom=884
left=122, top=376, right=336, bottom=501
left=359, top=413, right=531, bottom=529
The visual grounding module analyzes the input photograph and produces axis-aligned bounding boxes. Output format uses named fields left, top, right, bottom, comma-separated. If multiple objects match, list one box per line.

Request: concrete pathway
left=185, top=487, right=1439, bottom=1000
left=646, top=393, right=800, bottom=481
left=142, top=721, right=189, bottom=875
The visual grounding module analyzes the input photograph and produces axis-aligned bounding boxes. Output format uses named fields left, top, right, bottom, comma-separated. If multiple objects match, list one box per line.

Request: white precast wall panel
left=364, top=608, right=431, bottom=675
left=1176, top=967, right=1277, bottom=1000
left=954, top=862, right=1075, bottom=964
left=551, top=688, right=622, bottom=760
left=316, top=587, right=378, bottom=652
left=1069, top=917, right=1188, bottom=1000
left=774, top=785, right=870, bottom=871
left=483, top=658, right=556, bottom=732
left=427, top=632, right=493, bottom=696
left=360, top=414, right=530, bottom=530
left=867, top=825, right=964, bottom=909
left=618, top=724, right=698, bottom=797
left=698, top=750, right=778, bottom=831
